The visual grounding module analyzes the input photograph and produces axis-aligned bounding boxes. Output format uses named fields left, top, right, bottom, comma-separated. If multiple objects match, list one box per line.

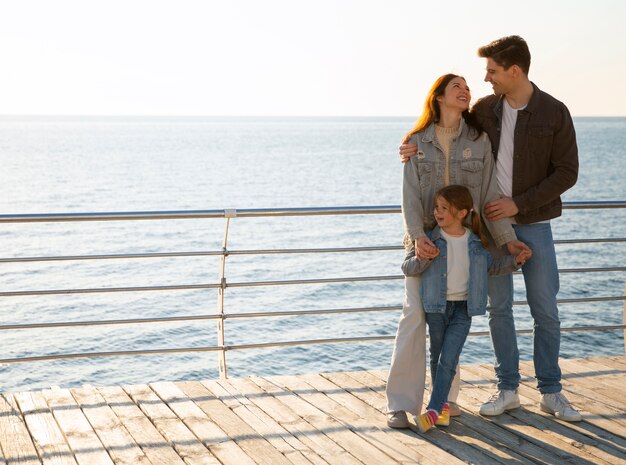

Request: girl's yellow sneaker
left=436, top=403, right=450, bottom=426
left=416, top=410, right=438, bottom=433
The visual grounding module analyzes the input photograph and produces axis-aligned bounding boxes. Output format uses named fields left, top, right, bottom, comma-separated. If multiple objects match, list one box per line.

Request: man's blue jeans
left=488, top=222, right=562, bottom=394
left=425, top=301, right=471, bottom=413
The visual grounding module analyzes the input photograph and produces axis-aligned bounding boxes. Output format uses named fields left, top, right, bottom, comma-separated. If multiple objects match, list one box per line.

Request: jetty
left=1, top=356, right=625, bottom=464
left=1, top=203, right=625, bottom=463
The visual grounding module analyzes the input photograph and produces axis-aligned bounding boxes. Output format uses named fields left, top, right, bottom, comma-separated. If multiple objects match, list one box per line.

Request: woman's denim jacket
left=401, top=227, right=520, bottom=317
left=402, top=120, right=516, bottom=250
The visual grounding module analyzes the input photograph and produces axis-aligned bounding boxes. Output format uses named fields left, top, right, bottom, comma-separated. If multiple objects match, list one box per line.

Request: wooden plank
left=252, top=375, right=396, bottom=465
left=561, top=358, right=626, bottom=397
left=568, top=356, right=626, bottom=377
left=176, top=381, right=295, bottom=465
left=365, top=366, right=596, bottom=464
left=213, top=377, right=362, bottom=465
left=322, top=371, right=538, bottom=465
left=464, top=363, right=625, bottom=464
left=516, top=360, right=626, bottom=431
left=511, top=361, right=626, bottom=450
left=123, top=384, right=220, bottom=465
left=0, top=394, right=40, bottom=465
left=460, top=362, right=626, bottom=453
left=214, top=378, right=326, bottom=465
left=96, top=386, right=185, bottom=465
left=604, top=356, right=626, bottom=369
left=149, top=381, right=257, bottom=465
left=43, top=388, right=114, bottom=465
left=14, top=391, right=78, bottom=465
left=297, top=373, right=466, bottom=465
left=69, top=386, right=152, bottom=465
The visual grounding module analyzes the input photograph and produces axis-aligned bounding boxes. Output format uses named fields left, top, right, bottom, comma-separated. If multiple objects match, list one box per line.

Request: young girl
left=402, top=185, right=531, bottom=432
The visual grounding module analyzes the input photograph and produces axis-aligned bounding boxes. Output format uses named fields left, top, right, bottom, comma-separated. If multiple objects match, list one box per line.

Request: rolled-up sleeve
left=402, top=157, right=426, bottom=242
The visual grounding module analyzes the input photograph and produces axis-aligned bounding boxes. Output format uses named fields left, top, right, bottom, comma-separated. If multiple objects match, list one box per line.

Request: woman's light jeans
left=386, top=276, right=460, bottom=415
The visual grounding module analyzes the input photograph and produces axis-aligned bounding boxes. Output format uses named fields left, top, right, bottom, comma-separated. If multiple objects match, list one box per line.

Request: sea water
left=0, top=116, right=624, bottom=391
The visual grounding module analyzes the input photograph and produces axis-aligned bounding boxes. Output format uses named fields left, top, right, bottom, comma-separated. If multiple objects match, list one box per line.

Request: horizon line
left=1, top=114, right=625, bottom=119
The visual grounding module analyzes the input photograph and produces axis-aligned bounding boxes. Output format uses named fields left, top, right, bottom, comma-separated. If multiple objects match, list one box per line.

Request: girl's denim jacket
left=401, top=227, right=520, bottom=317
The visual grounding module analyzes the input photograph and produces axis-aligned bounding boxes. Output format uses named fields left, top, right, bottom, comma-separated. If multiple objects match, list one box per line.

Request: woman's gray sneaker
left=387, top=410, right=409, bottom=428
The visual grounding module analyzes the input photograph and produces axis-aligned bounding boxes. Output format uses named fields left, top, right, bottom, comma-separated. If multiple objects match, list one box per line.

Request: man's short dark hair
left=478, top=35, right=531, bottom=75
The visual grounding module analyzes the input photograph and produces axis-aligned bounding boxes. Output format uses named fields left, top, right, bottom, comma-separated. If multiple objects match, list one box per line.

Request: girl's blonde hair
left=436, top=185, right=489, bottom=247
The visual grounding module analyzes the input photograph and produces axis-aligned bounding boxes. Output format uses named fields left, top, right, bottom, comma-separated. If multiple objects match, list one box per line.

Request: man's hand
left=399, top=142, right=418, bottom=163
left=415, top=236, right=439, bottom=260
left=484, top=197, right=519, bottom=221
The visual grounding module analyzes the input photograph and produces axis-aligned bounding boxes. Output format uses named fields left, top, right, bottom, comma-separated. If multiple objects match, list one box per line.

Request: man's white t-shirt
left=496, top=99, right=524, bottom=198
left=496, top=99, right=548, bottom=224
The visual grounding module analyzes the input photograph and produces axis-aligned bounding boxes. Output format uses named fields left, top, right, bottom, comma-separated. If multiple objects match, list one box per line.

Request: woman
left=386, top=74, right=527, bottom=428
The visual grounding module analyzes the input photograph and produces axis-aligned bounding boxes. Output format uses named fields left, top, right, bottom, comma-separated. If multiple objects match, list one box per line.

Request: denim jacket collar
left=429, top=225, right=481, bottom=247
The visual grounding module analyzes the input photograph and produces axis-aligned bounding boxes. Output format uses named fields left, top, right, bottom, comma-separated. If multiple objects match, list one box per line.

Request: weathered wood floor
left=1, top=356, right=625, bottom=465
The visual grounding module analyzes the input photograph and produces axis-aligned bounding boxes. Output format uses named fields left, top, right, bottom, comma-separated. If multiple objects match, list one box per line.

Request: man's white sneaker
left=479, top=389, right=521, bottom=416
left=540, top=392, right=582, bottom=422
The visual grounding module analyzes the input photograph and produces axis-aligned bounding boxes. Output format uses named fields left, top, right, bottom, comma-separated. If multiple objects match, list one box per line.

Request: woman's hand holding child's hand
left=415, top=236, right=439, bottom=260
left=515, top=248, right=532, bottom=266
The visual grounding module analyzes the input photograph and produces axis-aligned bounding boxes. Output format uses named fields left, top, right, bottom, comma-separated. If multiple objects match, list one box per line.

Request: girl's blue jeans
left=425, top=300, right=471, bottom=413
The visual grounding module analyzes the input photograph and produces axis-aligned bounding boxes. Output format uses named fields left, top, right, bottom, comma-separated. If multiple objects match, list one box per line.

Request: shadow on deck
left=1, top=356, right=625, bottom=465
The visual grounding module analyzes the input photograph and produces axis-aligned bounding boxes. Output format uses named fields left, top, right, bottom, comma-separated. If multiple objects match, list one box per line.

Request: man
left=400, top=35, right=581, bottom=421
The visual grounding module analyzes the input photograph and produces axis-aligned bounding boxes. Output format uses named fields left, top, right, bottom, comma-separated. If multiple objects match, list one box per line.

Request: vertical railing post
left=623, top=282, right=626, bottom=354
left=217, top=210, right=236, bottom=379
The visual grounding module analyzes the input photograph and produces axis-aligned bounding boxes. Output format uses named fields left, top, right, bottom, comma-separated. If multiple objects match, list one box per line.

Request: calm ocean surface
left=0, top=116, right=624, bottom=392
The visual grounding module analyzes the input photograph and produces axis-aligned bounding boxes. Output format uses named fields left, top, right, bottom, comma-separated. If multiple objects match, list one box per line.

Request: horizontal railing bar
left=1, top=297, right=623, bottom=331
left=0, top=305, right=402, bottom=330
left=554, top=238, right=626, bottom=244
left=0, top=276, right=402, bottom=297
left=2, top=323, right=624, bottom=364
left=0, top=246, right=405, bottom=264
left=465, top=324, right=626, bottom=338
left=227, top=268, right=625, bottom=288
left=227, top=275, right=402, bottom=288
left=556, top=267, right=626, bottom=273
left=0, top=251, right=225, bottom=263
left=3, top=267, right=625, bottom=297
left=0, top=206, right=401, bottom=223
left=0, top=346, right=224, bottom=363
left=3, top=239, right=625, bottom=263
left=561, top=201, right=626, bottom=209
left=0, top=314, right=222, bottom=330
left=0, top=201, right=623, bottom=224
left=0, top=283, right=221, bottom=297
left=229, top=246, right=404, bottom=255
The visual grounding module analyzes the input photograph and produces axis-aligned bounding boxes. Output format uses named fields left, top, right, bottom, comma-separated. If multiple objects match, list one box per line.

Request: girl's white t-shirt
left=440, top=228, right=470, bottom=301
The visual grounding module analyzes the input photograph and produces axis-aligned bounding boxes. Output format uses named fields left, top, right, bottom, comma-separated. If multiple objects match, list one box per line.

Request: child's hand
left=515, top=248, right=532, bottom=266
left=415, top=236, right=439, bottom=259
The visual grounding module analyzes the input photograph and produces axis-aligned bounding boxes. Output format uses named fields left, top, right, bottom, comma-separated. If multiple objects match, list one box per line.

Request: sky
left=1, top=0, right=625, bottom=117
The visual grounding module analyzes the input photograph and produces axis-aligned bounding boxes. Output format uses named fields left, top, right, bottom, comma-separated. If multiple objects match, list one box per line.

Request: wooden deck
left=1, top=356, right=625, bottom=465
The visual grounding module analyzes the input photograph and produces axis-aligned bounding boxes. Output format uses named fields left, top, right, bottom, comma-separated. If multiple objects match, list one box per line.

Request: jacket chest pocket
left=460, top=160, right=484, bottom=188
left=527, top=126, right=554, bottom=157
left=417, top=161, right=435, bottom=189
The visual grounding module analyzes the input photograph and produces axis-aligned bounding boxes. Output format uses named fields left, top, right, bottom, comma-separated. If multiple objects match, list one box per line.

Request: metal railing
left=0, top=201, right=625, bottom=378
